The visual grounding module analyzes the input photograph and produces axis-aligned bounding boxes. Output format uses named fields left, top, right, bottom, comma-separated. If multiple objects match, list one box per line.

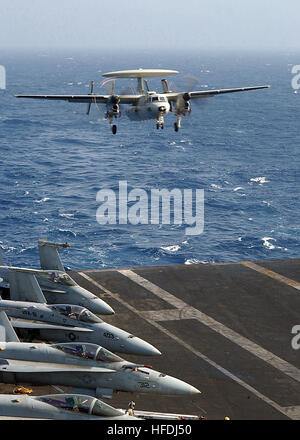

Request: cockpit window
left=96, top=347, right=123, bottom=363
left=52, top=343, right=98, bottom=360
left=48, top=305, right=102, bottom=323
left=91, top=399, right=123, bottom=417
left=158, top=96, right=166, bottom=101
left=152, top=96, right=158, bottom=101
left=36, top=395, right=92, bottom=414
left=48, top=304, right=83, bottom=320
left=41, top=271, right=76, bottom=286
left=80, top=309, right=103, bottom=323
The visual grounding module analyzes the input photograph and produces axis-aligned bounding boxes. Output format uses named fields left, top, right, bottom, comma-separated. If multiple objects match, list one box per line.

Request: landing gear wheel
left=156, top=123, right=160, bottom=130
left=112, top=125, right=117, bottom=135
left=174, top=122, right=179, bottom=132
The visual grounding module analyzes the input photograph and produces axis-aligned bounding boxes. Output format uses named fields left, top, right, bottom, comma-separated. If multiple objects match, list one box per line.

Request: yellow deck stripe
left=241, top=261, right=300, bottom=290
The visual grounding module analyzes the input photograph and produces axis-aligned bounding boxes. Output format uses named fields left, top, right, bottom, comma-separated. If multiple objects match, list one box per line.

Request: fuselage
left=0, top=266, right=114, bottom=315
left=0, top=393, right=138, bottom=420
left=0, top=341, right=200, bottom=397
left=0, top=300, right=160, bottom=356
left=126, top=92, right=170, bottom=121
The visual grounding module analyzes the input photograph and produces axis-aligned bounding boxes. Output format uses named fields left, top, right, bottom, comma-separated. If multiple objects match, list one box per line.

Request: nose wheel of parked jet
left=112, top=124, right=117, bottom=134
left=174, top=122, right=179, bottom=132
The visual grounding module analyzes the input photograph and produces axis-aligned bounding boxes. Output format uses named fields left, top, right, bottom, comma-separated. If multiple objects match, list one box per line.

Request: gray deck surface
left=1, top=258, right=300, bottom=420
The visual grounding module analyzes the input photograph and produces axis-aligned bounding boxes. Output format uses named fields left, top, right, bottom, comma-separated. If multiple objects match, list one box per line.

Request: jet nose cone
left=73, top=286, right=114, bottom=315
left=163, top=376, right=201, bottom=395
left=123, top=336, right=161, bottom=356
left=90, top=298, right=115, bottom=315
left=189, top=385, right=201, bottom=395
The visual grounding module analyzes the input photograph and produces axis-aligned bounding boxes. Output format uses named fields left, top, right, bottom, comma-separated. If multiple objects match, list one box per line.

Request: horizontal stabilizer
left=0, top=311, right=20, bottom=342
left=8, top=270, right=46, bottom=303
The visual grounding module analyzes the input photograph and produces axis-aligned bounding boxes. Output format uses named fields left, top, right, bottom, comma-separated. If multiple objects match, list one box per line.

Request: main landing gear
left=174, top=114, right=182, bottom=132
left=106, top=112, right=119, bottom=134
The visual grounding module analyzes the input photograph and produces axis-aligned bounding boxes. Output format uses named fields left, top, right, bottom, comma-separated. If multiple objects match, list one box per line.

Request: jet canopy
left=36, top=394, right=123, bottom=417
left=52, top=342, right=123, bottom=363
left=48, top=304, right=103, bottom=323
left=39, top=270, right=77, bottom=286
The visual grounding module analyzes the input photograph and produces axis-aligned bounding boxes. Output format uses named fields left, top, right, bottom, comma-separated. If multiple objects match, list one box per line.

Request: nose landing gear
left=156, top=112, right=165, bottom=130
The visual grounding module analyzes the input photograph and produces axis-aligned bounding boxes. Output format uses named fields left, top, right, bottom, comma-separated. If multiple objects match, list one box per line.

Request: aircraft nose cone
left=89, top=298, right=115, bottom=315
left=72, top=286, right=115, bottom=315
left=122, top=336, right=161, bottom=356
left=162, top=376, right=201, bottom=395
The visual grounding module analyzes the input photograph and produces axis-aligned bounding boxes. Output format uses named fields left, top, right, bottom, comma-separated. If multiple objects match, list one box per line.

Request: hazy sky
left=0, top=0, right=300, bottom=52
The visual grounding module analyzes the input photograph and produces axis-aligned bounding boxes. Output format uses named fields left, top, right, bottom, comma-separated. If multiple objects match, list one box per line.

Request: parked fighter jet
left=0, top=247, right=114, bottom=315
left=0, top=269, right=160, bottom=356
left=0, top=393, right=140, bottom=420
left=0, top=312, right=200, bottom=399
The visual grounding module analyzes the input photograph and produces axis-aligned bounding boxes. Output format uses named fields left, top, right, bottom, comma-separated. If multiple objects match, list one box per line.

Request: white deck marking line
left=118, top=269, right=300, bottom=385
left=281, top=406, right=300, bottom=419
left=78, top=271, right=296, bottom=420
left=241, top=261, right=300, bottom=290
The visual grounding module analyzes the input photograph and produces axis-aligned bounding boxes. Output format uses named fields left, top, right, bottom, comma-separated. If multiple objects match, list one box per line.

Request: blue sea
left=0, top=49, right=299, bottom=270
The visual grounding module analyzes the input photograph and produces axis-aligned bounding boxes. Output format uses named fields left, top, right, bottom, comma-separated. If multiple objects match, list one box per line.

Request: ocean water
left=0, top=49, right=299, bottom=270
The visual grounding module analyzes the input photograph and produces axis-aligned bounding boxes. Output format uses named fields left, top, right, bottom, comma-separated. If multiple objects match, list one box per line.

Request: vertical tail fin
left=9, top=269, right=46, bottom=303
left=161, top=79, right=171, bottom=93
left=0, top=311, right=20, bottom=342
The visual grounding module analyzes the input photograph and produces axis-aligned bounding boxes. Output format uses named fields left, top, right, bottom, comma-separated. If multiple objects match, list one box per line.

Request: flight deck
left=1, top=257, right=300, bottom=420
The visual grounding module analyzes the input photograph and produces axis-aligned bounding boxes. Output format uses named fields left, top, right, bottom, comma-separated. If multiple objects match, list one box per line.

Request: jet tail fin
left=0, top=311, right=20, bottom=342
left=8, top=269, right=46, bottom=303
left=38, top=238, right=70, bottom=271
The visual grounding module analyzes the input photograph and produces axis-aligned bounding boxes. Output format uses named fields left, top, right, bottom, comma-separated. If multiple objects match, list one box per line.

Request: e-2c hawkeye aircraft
left=0, top=269, right=160, bottom=356
left=15, top=68, right=270, bottom=134
left=0, top=244, right=114, bottom=315
left=0, top=312, right=199, bottom=399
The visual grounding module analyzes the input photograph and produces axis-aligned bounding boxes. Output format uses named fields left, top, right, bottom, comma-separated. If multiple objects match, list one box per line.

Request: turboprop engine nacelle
left=175, top=92, right=191, bottom=115
left=107, top=95, right=120, bottom=115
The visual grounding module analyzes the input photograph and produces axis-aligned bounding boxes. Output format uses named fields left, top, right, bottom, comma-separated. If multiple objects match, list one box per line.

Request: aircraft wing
left=38, top=238, right=66, bottom=272
left=10, top=319, right=93, bottom=332
left=15, top=94, right=142, bottom=105
left=15, top=94, right=109, bottom=103
left=0, top=360, right=116, bottom=374
left=166, top=85, right=270, bottom=101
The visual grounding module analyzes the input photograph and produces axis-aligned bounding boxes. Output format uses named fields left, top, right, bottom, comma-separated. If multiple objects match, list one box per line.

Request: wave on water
left=0, top=52, right=299, bottom=269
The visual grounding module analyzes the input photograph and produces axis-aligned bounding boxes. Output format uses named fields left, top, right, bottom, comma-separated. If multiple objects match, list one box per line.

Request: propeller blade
left=183, top=73, right=200, bottom=92
left=100, top=77, right=116, bottom=95
left=86, top=80, right=95, bottom=115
